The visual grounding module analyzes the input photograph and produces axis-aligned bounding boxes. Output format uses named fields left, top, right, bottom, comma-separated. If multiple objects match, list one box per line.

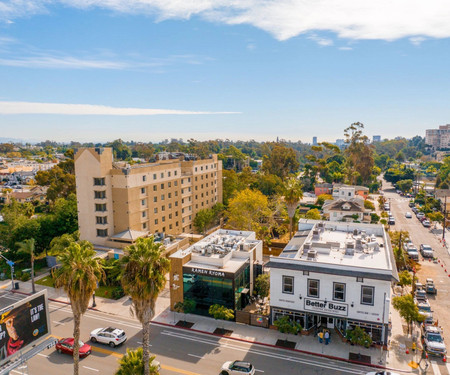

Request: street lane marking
left=431, top=361, right=441, bottom=375
left=188, top=354, right=204, bottom=359
left=255, top=370, right=264, bottom=373
left=52, top=320, right=65, bottom=326
left=83, top=366, right=99, bottom=372
left=160, top=330, right=366, bottom=374
left=161, top=365, right=200, bottom=375
left=37, top=353, right=49, bottom=358
left=91, top=345, right=122, bottom=358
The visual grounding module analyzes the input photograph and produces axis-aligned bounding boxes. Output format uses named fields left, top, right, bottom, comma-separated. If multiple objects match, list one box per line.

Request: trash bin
left=14, top=282, right=19, bottom=290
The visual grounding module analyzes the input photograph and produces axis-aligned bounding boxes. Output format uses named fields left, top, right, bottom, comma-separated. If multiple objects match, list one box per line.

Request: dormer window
left=342, top=203, right=351, bottom=211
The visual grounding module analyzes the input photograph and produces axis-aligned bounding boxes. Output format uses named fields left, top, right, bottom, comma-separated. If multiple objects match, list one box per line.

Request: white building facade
left=268, top=220, right=398, bottom=345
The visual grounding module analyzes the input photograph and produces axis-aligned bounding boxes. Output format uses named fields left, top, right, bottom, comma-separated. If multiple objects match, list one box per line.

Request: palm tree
left=115, top=347, right=160, bottom=375
left=16, top=238, right=37, bottom=294
left=121, top=237, right=170, bottom=375
left=282, top=177, right=303, bottom=239
left=53, top=241, right=104, bottom=375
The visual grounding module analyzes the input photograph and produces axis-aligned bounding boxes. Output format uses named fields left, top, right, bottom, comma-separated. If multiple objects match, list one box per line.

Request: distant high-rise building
left=426, top=125, right=450, bottom=150
left=372, top=135, right=381, bottom=143
left=312, top=136, right=318, bottom=146
left=335, top=139, right=345, bottom=148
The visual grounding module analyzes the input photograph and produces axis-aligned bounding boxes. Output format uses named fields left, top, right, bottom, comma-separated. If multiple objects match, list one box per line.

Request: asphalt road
left=382, top=182, right=450, bottom=375
left=8, top=296, right=377, bottom=375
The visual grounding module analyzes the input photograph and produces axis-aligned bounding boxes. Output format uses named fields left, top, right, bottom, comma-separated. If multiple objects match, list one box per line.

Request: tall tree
left=115, top=348, right=160, bottom=375
left=53, top=242, right=104, bottom=375
left=281, top=177, right=303, bottom=239
left=226, top=188, right=273, bottom=240
left=16, top=238, right=37, bottom=293
left=262, top=144, right=299, bottom=179
left=121, top=237, right=170, bottom=375
left=344, top=122, right=374, bottom=185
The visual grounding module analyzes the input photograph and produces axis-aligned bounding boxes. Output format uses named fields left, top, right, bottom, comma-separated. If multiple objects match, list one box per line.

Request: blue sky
left=0, top=1, right=450, bottom=143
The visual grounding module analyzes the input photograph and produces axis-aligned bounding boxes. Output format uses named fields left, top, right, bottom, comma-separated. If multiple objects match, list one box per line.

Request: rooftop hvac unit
left=353, top=229, right=358, bottom=235
left=345, top=242, right=355, bottom=256
left=303, top=243, right=311, bottom=250
left=307, top=249, right=317, bottom=260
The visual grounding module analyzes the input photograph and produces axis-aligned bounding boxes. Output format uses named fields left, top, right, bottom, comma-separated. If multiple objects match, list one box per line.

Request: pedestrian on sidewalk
left=324, top=330, right=330, bottom=345
left=318, top=331, right=323, bottom=343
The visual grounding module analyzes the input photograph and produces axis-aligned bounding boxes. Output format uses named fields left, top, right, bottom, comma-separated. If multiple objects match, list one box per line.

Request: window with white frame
left=282, top=276, right=294, bottom=294
left=333, top=282, right=345, bottom=301
left=361, top=286, right=375, bottom=305
left=307, top=279, right=319, bottom=298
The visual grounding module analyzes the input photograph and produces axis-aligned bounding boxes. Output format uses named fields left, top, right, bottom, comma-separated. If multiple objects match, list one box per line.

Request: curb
left=151, top=321, right=413, bottom=373
left=11, top=289, right=101, bottom=312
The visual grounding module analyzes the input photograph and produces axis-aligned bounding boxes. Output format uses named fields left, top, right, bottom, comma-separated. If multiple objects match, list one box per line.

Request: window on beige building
left=96, top=229, right=108, bottom=237
left=93, top=177, right=105, bottom=186
left=95, top=203, right=107, bottom=212
left=96, top=216, right=107, bottom=224
left=94, top=191, right=106, bottom=199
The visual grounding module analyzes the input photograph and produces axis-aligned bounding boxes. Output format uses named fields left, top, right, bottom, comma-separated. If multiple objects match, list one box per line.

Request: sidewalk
left=5, top=275, right=426, bottom=374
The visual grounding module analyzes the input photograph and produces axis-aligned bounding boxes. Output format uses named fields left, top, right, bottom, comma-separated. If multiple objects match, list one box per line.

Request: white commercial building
left=268, top=219, right=398, bottom=345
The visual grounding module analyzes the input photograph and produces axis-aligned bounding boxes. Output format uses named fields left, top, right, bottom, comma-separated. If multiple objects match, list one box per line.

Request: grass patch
left=35, top=275, right=122, bottom=300
left=36, top=275, right=55, bottom=287
left=96, top=285, right=118, bottom=299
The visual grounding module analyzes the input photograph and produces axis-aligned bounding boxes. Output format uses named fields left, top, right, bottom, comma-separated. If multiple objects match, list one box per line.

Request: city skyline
left=1, top=1, right=450, bottom=142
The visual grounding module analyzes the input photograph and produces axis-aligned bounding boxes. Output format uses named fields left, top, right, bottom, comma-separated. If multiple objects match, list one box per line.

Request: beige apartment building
left=426, top=124, right=450, bottom=150
left=74, top=147, right=223, bottom=248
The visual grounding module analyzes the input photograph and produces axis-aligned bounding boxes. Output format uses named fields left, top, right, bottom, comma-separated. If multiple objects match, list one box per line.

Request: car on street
left=366, top=372, right=401, bottom=375
left=221, top=360, right=256, bottom=375
left=388, top=217, right=395, bottom=225
left=56, top=338, right=92, bottom=357
left=415, top=289, right=428, bottom=302
left=409, top=201, right=415, bottom=207
left=416, top=212, right=425, bottom=219
left=417, top=302, right=433, bottom=324
left=420, top=244, right=434, bottom=258
left=405, top=212, right=412, bottom=218
left=422, top=326, right=447, bottom=356
left=90, top=327, right=127, bottom=347
left=412, top=207, right=419, bottom=213
left=422, top=220, right=431, bottom=228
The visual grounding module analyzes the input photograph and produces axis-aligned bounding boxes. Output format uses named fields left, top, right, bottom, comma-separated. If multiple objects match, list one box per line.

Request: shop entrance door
left=327, top=317, right=334, bottom=329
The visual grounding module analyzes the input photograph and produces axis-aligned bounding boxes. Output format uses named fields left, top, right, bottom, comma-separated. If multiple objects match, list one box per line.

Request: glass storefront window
left=183, top=273, right=234, bottom=316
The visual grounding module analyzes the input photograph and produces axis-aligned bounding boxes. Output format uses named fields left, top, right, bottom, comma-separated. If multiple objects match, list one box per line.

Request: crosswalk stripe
left=431, top=361, right=441, bottom=375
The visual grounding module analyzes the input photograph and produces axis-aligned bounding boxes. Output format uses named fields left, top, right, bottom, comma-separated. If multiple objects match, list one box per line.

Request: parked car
left=417, top=302, right=434, bottom=324
left=422, top=220, right=431, bottom=228
left=405, top=212, right=412, bottom=218
left=415, top=289, right=428, bottom=302
left=366, top=372, right=401, bottom=375
left=420, top=244, right=434, bottom=258
left=412, top=207, right=419, bottom=213
left=56, top=338, right=91, bottom=357
left=388, top=217, right=395, bottom=225
left=416, top=212, right=425, bottom=220
left=90, top=327, right=127, bottom=347
left=422, top=325, right=447, bottom=356
left=221, top=361, right=256, bottom=375
left=426, top=279, right=437, bottom=295
left=407, top=249, right=419, bottom=261
left=409, top=201, right=415, bottom=208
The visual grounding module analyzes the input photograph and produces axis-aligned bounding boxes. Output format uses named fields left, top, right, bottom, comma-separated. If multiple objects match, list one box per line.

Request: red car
left=56, top=338, right=92, bottom=358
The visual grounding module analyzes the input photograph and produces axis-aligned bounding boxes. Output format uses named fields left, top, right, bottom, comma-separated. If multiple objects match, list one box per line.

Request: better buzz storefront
left=182, top=262, right=251, bottom=316
left=272, top=298, right=385, bottom=344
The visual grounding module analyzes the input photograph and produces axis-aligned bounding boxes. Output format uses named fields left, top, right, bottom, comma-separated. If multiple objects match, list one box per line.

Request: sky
left=1, top=1, right=450, bottom=143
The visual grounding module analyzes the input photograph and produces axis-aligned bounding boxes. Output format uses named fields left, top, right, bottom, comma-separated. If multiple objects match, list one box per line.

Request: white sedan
left=221, top=361, right=255, bottom=375
left=90, top=327, right=127, bottom=347
left=405, top=212, right=412, bottom=218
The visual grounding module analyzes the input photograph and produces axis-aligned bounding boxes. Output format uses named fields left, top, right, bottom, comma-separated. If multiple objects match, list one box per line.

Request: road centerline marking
left=83, top=366, right=100, bottom=372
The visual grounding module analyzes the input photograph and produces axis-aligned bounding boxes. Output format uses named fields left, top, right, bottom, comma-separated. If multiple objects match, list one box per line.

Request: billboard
left=0, top=290, right=50, bottom=365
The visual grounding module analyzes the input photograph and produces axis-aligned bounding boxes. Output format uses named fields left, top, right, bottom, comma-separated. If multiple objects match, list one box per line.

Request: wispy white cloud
left=2, top=1, right=450, bottom=42
left=339, top=46, right=353, bottom=51
left=0, top=101, right=240, bottom=115
left=308, top=34, right=333, bottom=46
left=0, top=56, right=129, bottom=69
left=409, top=36, right=426, bottom=46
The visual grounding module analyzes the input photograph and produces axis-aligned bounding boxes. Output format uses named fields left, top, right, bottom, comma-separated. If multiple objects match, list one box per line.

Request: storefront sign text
left=304, top=299, right=348, bottom=316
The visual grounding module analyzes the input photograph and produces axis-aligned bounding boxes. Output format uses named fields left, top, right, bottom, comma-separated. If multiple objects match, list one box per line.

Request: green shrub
left=20, top=273, right=31, bottom=282
left=112, top=287, right=125, bottom=300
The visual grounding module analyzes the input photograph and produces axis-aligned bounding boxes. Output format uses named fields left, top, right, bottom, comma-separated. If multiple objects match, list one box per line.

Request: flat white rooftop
left=270, top=220, right=398, bottom=281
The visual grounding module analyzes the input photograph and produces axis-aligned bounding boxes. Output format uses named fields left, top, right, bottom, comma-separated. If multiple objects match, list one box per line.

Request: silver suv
left=423, top=326, right=446, bottom=356
left=420, top=244, right=433, bottom=258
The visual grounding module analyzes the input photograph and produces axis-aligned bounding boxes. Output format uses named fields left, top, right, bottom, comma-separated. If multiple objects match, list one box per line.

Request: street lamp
left=0, top=253, right=15, bottom=291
